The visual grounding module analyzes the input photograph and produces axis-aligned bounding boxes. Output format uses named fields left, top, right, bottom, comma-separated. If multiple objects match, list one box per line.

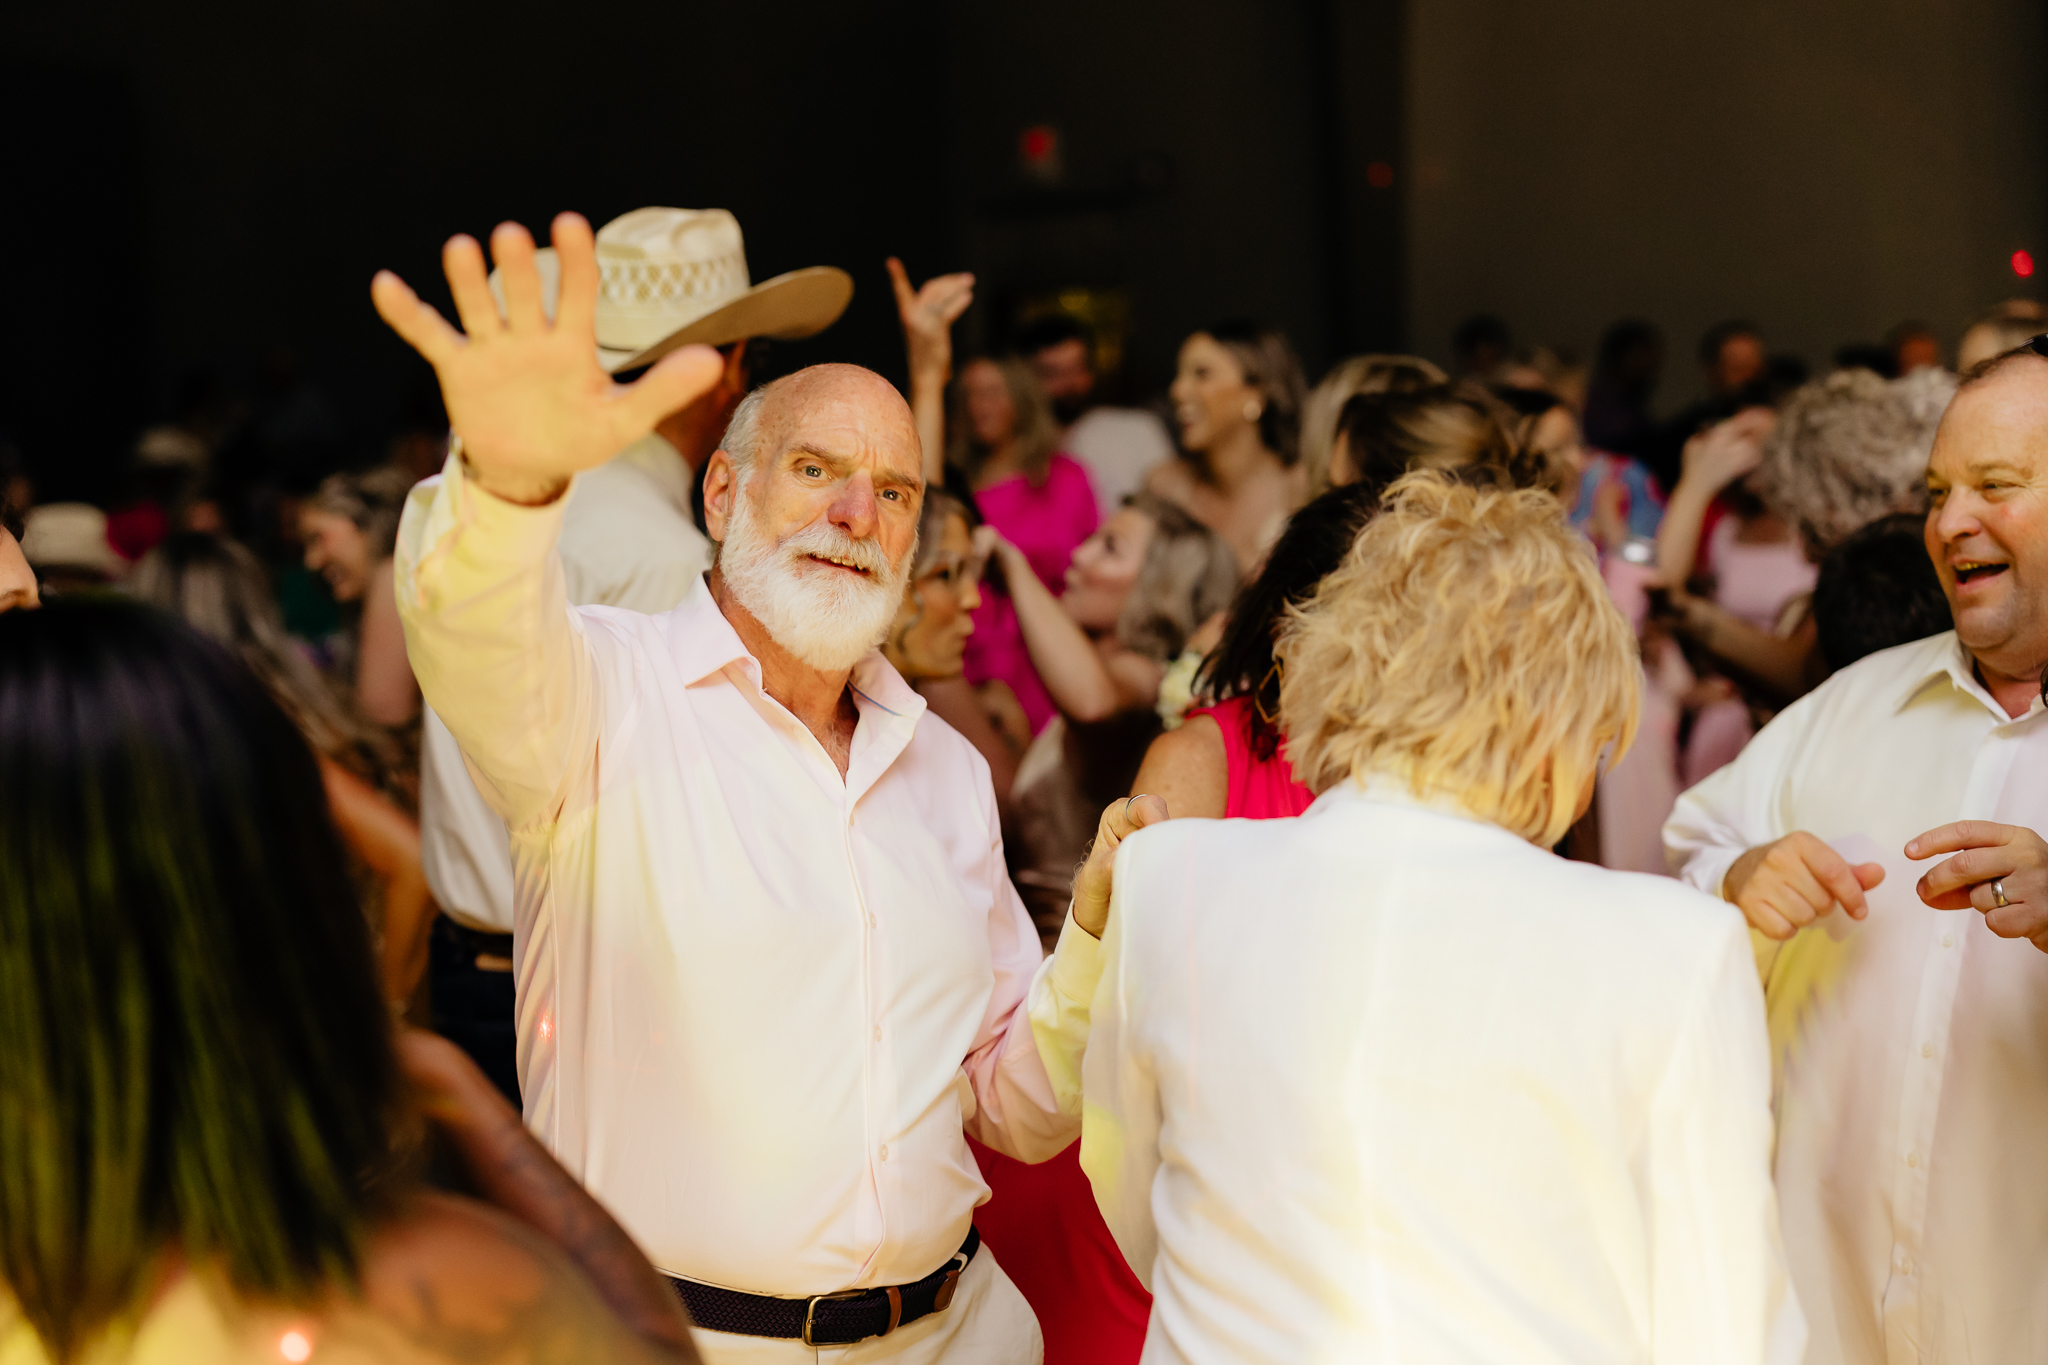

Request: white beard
left=718, top=481, right=910, bottom=673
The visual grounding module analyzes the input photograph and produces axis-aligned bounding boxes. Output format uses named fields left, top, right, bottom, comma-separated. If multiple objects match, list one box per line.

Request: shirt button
left=879, top=1144, right=889, bottom=1161
left=1899, top=1256, right=1915, bottom=1276
left=873, top=1026, right=883, bottom=1042
left=1942, top=932, right=1955, bottom=948
left=1906, top=1151, right=1921, bottom=1168
left=1921, top=1043, right=1935, bottom=1059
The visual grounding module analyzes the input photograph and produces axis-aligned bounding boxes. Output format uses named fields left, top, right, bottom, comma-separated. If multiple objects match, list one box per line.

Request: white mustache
left=780, top=522, right=889, bottom=577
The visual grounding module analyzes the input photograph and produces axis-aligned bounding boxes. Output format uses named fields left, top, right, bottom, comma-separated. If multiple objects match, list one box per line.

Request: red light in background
left=2015, top=250, right=2037, bottom=278
left=1020, top=126, right=1057, bottom=164
left=1366, top=161, right=1396, bottom=189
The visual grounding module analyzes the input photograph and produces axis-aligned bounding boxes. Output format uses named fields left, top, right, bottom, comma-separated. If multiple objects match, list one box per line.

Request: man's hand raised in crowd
left=887, top=257, right=974, bottom=486
left=886, top=257, right=974, bottom=387
left=1723, top=831, right=1885, bottom=940
left=1909, top=820, right=2048, bottom=953
left=371, top=213, right=724, bottom=506
left=1071, top=793, right=1170, bottom=939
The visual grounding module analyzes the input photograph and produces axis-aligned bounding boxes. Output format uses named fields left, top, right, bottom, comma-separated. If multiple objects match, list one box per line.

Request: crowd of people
left=2, top=200, right=2047, bottom=1365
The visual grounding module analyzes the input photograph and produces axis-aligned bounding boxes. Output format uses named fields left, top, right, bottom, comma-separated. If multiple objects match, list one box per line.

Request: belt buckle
left=802, top=1288, right=869, bottom=1347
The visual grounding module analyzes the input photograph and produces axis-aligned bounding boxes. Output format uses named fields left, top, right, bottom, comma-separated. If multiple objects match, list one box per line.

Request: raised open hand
left=886, top=256, right=975, bottom=385
left=371, top=213, right=724, bottom=505
left=1680, top=406, right=1774, bottom=495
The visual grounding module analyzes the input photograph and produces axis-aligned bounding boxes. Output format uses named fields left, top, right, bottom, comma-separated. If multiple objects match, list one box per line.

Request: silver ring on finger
left=1992, top=878, right=2011, bottom=908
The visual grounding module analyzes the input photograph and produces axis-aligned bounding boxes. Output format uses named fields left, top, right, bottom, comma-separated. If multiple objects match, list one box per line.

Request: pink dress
left=1190, top=694, right=1317, bottom=818
left=1705, top=516, right=1816, bottom=632
left=963, top=454, right=1098, bottom=735
left=1684, top=517, right=1820, bottom=783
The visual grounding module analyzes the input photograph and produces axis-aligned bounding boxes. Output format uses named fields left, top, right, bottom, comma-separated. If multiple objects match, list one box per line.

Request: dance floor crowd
left=4, top=203, right=2048, bottom=1365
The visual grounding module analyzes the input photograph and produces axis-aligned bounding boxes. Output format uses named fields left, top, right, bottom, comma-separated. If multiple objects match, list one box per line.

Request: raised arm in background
left=1655, top=407, right=1775, bottom=587
left=887, top=256, right=975, bottom=487
left=368, top=216, right=721, bottom=825
left=989, top=531, right=1165, bottom=723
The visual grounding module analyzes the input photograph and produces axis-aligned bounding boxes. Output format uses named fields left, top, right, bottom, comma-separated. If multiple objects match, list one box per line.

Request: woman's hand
left=1909, top=821, right=2048, bottom=952
left=1679, top=407, right=1773, bottom=495
left=371, top=214, right=723, bottom=506
left=1071, top=793, right=1170, bottom=938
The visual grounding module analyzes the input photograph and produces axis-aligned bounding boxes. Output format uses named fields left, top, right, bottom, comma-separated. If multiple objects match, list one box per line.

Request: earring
left=1242, top=398, right=1263, bottom=422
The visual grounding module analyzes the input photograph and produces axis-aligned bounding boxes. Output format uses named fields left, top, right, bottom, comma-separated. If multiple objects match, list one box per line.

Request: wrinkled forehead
left=758, top=368, right=922, bottom=485
left=1930, top=359, right=2048, bottom=479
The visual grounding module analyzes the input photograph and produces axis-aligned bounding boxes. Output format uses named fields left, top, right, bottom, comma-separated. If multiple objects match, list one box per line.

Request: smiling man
left=376, top=214, right=1101, bottom=1363
left=1666, top=337, right=2048, bottom=1365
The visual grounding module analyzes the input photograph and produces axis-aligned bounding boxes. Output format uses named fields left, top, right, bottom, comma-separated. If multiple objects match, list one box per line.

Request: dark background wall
left=2, top=0, right=2041, bottom=503
left=1408, top=0, right=2048, bottom=405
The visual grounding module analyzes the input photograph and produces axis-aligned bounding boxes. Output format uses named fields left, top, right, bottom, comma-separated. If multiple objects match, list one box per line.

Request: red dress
left=1188, top=695, right=1317, bottom=819
left=972, top=698, right=1315, bottom=1361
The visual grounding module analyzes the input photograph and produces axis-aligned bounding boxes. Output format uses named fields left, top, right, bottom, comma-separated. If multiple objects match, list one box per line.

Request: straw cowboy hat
left=488, top=207, right=853, bottom=373
left=19, top=503, right=126, bottom=579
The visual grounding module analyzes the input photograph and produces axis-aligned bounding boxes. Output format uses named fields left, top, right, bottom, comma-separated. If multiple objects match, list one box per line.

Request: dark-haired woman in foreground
left=0, top=600, right=698, bottom=1364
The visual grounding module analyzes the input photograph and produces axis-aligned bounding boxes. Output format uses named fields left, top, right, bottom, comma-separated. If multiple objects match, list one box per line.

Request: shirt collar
left=664, top=575, right=928, bottom=727
left=1893, top=631, right=2046, bottom=723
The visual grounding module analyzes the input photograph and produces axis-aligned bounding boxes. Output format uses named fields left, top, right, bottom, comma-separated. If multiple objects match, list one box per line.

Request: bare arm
left=995, top=537, right=1163, bottom=722
left=320, top=754, right=434, bottom=1007
left=396, top=1030, right=700, bottom=1361
left=1131, top=714, right=1228, bottom=821
left=887, top=257, right=974, bottom=487
left=358, top=556, right=422, bottom=726
left=1655, top=409, right=1773, bottom=586
left=1671, top=596, right=1820, bottom=704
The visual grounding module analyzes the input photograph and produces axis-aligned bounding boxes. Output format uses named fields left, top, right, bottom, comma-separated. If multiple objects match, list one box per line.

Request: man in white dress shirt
left=1666, top=336, right=2048, bottom=1365
left=418, top=206, right=851, bottom=1103
left=373, top=213, right=1101, bottom=1362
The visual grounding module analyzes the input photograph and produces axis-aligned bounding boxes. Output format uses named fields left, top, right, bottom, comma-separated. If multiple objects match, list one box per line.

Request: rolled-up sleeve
left=1646, top=921, right=1807, bottom=1365
left=394, top=453, right=597, bottom=832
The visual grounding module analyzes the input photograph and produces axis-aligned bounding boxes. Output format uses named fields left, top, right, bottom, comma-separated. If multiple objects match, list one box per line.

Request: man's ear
left=721, top=339, right=751, bottom=397
left=703, top=450, right=739, bottom=542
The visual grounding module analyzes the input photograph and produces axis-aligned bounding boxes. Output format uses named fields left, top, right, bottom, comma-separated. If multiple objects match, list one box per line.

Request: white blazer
left=1081, top=779, right=1804, bottom=1365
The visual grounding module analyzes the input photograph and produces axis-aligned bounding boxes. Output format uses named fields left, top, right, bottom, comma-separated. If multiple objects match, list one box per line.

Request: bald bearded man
left=374, top=214, right=1101, bottom=1363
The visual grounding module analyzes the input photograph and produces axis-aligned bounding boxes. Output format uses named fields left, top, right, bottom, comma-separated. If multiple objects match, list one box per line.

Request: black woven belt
left=666, top=1227, right=979, bottom=1346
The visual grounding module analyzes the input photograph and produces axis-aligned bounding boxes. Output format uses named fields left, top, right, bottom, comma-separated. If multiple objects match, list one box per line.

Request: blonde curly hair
left=1276, top=472, right=1640, bottom=846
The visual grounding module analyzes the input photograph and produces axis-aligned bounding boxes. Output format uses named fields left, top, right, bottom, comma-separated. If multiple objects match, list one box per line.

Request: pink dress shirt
left=392, top=455, right=1103, bottom=1297
left=964, top=453, right=1099, bottom=734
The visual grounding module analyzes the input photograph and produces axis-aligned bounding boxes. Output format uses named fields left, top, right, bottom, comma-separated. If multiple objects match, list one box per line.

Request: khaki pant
left=692, top=1247, right=1042, bottom=1365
